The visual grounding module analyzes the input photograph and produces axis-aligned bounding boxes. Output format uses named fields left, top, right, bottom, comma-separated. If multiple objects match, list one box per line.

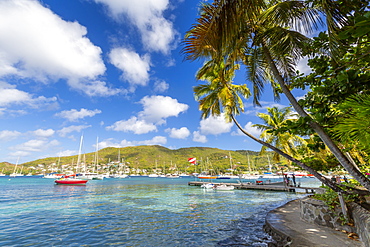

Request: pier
left=188, top=181, right=322, bottom=193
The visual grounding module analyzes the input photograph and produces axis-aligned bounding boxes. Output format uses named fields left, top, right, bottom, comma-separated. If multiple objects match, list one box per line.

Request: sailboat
left=55, top=136, right=88, bottom=185
left=111, top=147, right=128, bottom=178
left=148, top=160, right=159, bottom=177
left=197, top=157, right=217, bottom=179
left=10, top=157, right=24, bottom=177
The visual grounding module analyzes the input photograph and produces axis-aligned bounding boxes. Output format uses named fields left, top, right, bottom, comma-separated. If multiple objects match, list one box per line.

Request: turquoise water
left=0, top=176, right=318, bottom=246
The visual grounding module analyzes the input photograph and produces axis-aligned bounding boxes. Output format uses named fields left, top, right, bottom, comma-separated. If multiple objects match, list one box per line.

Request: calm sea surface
left=0, top=176, right=319, bottom=246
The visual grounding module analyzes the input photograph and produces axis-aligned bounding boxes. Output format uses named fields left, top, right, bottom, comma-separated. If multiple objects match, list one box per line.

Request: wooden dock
left=188, top=181, right=321, bottom=193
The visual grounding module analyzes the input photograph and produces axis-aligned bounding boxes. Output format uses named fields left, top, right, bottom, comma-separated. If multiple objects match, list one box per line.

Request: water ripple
left=0, top=177, right=316, bottom=246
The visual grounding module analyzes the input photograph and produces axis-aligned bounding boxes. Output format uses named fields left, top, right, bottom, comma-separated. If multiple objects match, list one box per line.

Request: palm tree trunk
left=262, top=45, right=370, bottom=191
left=231, top=114, right=343, bottom=192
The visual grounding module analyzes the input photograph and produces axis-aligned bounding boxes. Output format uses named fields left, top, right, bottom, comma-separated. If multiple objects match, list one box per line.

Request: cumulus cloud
left=166, top=127, right=190, bottom=139
left=232, top=121, right=262, bottom=138
left=138, top=136, right=167, bottom=145
left=0, top=0, right=120, bottom=96
left=55, top=108, right=102, bottom=122
left=107, top=95, right=188, bottom=134
left=57, top=125, right=91, bottom=137
left=33, top=129, right=55, bottom=138
left=58, top=149, right=78, bottom=157
left=0, top=81, right=58, bottom=109
left=0, top=130, right=21, bottom=141
left=106, top=116, right=157, bottom=134
left=109, top=48, right=151, bottom=89
left=67, top=79, right=124, bottom=97
left=153, top=80, right=169, bottom=92
left=193, top=131, right=207, bottom=143
left=199, top=114, right=233, bottom=135
left=138, top=95, right=189, bottom=124
left=95, top=0, right=177, bottom=54
left=98, top=136, right=166, bottom=149
left=12, top=139, right=59, bottom=152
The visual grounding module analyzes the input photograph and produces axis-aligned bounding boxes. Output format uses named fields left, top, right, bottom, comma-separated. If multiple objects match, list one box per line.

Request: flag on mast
left=188, top=157, right=197, bottom=164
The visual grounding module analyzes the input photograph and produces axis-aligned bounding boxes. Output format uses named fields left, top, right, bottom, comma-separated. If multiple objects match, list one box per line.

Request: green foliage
left=313, top=186, right=358, bottom=210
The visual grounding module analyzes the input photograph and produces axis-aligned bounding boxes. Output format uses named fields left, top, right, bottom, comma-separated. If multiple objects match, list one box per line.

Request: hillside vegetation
left=0, top=145, right=283, bottom=175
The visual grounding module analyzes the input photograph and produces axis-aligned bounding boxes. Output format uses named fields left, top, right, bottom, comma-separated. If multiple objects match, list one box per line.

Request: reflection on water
left=0, top=177, right=317, bottom=246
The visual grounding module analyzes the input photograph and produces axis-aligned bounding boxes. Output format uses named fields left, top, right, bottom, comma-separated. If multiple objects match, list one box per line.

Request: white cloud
left=106, top=116, right=157, bottom=134
left=296, top=56, right=312, bottom=75
left=55, top=108, right=102, bottom=122
left=57, top=125, right=91, bottom=137
left=193, top=131, right=207, bottom=143
left=58, top=149, right=78, bottom=157
left=199, top=114, right=233, bottom=135
left=0, top=81, right=58, bottom=109
left=107, top=95, right=188, bottom=134
left=33, top=129, right=55, bottom=138
left=166, top=127, right=190, bottom=139
left=137, top=136, right=167, bottom=145
left=138, top=95, right=188, bottom=124
left=0, top=130, right=21, bottom=141
left=98, top=136, right=166, bottom=148
left=109, top=48, right=151, bottom=89
left=12, top=139, right=59, bottom=152
left=97, top=138, right=124, bottom=149
left=95, top=0, right=177, bottom=54
left=232, top=121, right=262, bottom=138
left=67, top=79, right=124, bottom=97
left=153, top=80, right=169, bottom=92
left=0, top=0, right=120, bottom=96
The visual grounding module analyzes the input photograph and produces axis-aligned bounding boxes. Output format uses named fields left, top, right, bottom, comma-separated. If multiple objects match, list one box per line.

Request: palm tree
left=253, top=106, right=307, bottom=163
left=183, top=0, right=370, bottom=191
left=194, top=59, right=251, bottom=121
left=333, top=94, right=370, bottom=154
left=194, top=55, right=343, bottom=192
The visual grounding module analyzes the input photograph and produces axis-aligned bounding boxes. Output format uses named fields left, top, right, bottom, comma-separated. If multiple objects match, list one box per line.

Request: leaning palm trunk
left=231, top=115, right=343, bottom=192
left=262, top=46, right=370, bottom=191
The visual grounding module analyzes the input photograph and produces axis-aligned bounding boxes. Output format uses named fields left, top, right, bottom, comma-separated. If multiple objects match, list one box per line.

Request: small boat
left=200, top=183, right=214, bottom=189
left=55, top=175, right=88, bottom=185
left=198, top=175, right=217, bottom=179
left=166, top=174, right=180, bottom=178
left=217, top=174, right=240, bottom=179
left=213, top=184, right=234, bottom=190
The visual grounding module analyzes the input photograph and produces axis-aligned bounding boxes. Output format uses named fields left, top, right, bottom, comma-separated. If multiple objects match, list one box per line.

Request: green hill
left=0, top=145, right=284, bottom=175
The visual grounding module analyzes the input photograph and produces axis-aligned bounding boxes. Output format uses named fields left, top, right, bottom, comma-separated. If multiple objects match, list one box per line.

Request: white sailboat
left=148, top=160, right=159, bottom=177
left=10, top=157, right=24, bottom=177
left=111, top=147, right=128, bottom=178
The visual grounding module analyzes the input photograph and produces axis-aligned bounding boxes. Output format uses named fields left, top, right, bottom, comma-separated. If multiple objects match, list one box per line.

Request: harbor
left=0, top=176, right=318, bottom=246
left=188, top=181, right=322, bottom=193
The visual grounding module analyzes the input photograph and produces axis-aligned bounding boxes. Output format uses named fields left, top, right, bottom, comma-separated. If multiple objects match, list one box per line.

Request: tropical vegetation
left=182, top=0, right=370, bottom=192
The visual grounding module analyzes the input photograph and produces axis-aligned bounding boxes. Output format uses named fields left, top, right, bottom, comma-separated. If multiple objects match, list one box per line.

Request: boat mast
left=247, top=151, right=251, bottom=174
left=76, top=135, right=83, bottom=174
left=93, top=137, right=99, bottom=173
left=267, top=155, right=272, bottom=172
left=13, top=157, right=20, bottom=175
left=229, top=152, right=233, bottom=173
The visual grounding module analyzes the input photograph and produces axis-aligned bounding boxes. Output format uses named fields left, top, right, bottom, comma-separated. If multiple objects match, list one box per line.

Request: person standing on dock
left=284, top=174, right=290, bottom=186
left=292, top=174, right=296, bottom=187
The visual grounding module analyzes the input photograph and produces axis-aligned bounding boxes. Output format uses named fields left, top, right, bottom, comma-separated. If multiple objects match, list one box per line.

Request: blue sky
left=0, top=0, right=309, bottom=163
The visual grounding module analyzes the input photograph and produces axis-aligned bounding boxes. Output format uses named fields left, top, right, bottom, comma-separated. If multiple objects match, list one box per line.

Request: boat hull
left=198, top=176, right=217, bottom=179
left=55, top=179, right=88, bottom=185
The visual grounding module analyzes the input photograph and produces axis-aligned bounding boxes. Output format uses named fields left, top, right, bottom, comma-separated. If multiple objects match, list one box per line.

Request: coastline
left=264, top=198, right=365, bottom=247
